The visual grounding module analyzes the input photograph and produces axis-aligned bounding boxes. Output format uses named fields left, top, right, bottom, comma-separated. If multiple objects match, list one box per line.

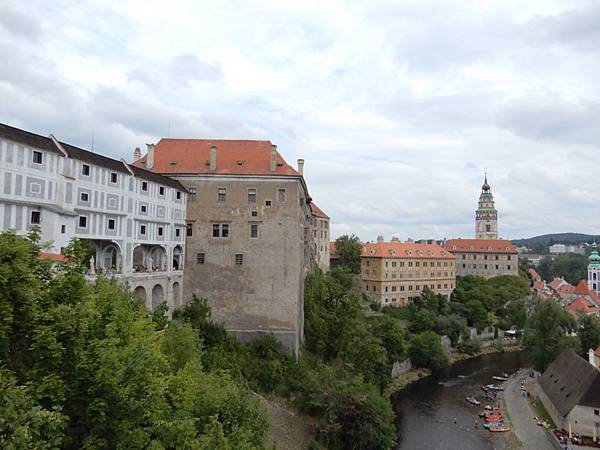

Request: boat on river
left=492, top=375, right=509, bottom=381
left=485, top=384, right=504, bottom=391
left=466, top=396, right=481, bottom=406
left=488, top=424, right=510, bottom=432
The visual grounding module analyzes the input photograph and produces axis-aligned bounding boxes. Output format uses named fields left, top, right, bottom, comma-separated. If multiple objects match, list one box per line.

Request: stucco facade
left=0, top=123, right=187, bottom=312
left=445, top=239, right=518, bottom=278
left=361, top=238, right=455, bottom=306
left=310, top=202, right=330, bottom=272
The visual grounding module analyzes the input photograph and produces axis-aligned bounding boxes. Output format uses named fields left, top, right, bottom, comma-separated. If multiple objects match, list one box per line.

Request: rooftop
left=133, top=138, right=300, bottom=177
left=362, top=241, right=454, bottom=260
left=310, top=202, right=329, bottom=219
left=444, top=239, right=518, bottom=254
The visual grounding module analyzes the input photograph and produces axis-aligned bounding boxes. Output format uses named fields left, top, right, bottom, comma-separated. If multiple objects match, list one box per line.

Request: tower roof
left=590, top=243, right=600, bottom=268
left=482, top=173, right=490, bottom=192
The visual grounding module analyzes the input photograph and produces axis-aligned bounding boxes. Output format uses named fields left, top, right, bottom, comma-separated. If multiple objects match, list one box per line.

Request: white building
left=549, top=243, right=586, bottom=255
left=0, top=123, right=187, bottom=312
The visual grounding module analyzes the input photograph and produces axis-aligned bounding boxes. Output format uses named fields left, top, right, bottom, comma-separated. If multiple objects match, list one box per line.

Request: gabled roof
left=37, top=252, right=65, bottom=262
left=444, top=239, right=518, bottom=254
left=539, top=348, right=600, bottom=416
left=133, top=139, right=300, bottom=177
left=362, top=242, right=454, bottom=260
left=0, top=122, right=185, bottom=191
left=573, top=280, right=599, bottom=300
left=549, top=277, right=569, bottom=291
left=310, top=202, right=329, bottom=219
left=528, top=268, right=542, bottom=282
left=565, top=295, right=600, bottom=317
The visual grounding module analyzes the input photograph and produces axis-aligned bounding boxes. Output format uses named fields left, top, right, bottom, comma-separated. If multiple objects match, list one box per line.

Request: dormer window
left=488, top=246, right=492, bottom=251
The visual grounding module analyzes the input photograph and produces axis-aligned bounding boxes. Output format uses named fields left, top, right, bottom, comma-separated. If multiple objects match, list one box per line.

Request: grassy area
left=532, top=397, right=556, bottom=428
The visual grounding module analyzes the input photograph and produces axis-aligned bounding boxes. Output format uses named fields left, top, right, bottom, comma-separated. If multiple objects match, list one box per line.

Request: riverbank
left=449, top=343, right=523, bottom=364
left=387, top=343, right=524, bottom=396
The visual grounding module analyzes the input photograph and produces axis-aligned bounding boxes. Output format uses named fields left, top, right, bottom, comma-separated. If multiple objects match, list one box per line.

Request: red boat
left=485, top=415, right=503, bottom=422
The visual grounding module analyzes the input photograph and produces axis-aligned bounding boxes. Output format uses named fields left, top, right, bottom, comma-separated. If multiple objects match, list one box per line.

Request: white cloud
left=1, top=0, right=599, bottom=241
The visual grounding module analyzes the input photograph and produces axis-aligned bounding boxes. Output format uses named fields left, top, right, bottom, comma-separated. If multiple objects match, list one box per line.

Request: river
left=392, top=351, right=530, bottom=450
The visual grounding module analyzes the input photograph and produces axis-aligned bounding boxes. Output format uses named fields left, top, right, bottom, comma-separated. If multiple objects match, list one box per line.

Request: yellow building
left=361, top=237, right=456, bottom=306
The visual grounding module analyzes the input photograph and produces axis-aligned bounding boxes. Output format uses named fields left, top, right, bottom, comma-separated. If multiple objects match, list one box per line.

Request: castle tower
left=588, top=243, right=600, bottom=297
left=475, top=174, right=498, bottom=239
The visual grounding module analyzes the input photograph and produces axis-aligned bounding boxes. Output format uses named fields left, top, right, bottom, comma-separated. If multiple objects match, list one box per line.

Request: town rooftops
left=444, top=239, right=518, bottom=254
left=539, top=348, right=600, bottom=417
left=310, top=202, right=329, bottom=219
left=0, top=123, right=185, bottom=191
left=133, top=138, right=300, bottom=177
left=565, top=296, right=600, bottom=317
left=573, top=279, right=600, bottom=302
left=362, top=241, right=454, bottom=260
left=528, top=268, right=542, bottom=282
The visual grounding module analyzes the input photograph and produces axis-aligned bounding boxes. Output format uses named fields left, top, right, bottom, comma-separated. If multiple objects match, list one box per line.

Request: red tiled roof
left=573, top=280, right=600, bottom=302
left=362, top=242, right=454, bottom=260
left=38, top=252, right=65, bottom=262
left=310, top=202, right=329, bottom=219
left=444, top=239, right=518, bottom=254
left=528, top=268, right=542, bottom=282
left=565, top=295, right=599, bottom=317
left=558, top=285, right=575, bottom=294
left=549, top=277, right=567, bottom=291
left=533, top=280, right=545, bottom=291
left=132, top=139, right=300, bottom=177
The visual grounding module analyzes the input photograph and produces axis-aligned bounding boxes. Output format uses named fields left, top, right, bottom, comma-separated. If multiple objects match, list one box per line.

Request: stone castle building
left=310, top=202, right=330, bottom=272
left=0, top=123, right=187, bottom=311
left=133, top=139, right=314, bottom=354
left=361, top=237, right=456, bottom=306
left=444, top=239, right=518, bottom=278
left=475, top=175, right=498, bottom=240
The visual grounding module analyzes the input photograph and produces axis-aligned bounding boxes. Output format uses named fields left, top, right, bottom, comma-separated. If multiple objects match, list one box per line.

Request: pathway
left=503, top=369, right=554, bottom=450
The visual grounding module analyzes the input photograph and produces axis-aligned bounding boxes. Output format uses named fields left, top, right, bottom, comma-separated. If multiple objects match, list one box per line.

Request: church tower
left=475, top=174, right=498, bottom=239
left=588, top=243, right=600, bottom=297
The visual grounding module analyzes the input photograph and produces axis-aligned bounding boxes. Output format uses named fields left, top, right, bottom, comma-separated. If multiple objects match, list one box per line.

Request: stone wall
left=391, top=359, right=412, bottom=379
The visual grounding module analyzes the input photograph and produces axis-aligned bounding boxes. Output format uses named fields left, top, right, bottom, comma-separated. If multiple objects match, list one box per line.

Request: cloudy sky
left=2, top=0, right=599, bottom=241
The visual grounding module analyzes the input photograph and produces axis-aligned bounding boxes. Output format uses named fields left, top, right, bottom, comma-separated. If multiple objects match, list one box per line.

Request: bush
left=409, top=331, right=449, bottom=370
left=457, top=337, right=481, bottom=355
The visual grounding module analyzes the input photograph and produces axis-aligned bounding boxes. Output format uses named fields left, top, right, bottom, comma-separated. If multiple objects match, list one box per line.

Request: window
left=251, top=210, right=258, bottom=217
left=188, top=187, right=196, bottom=201
left=61, top=225, right=66, bottom=234
left=250, top=223, right=259, bottom=238
left=141, top=181, right=148, bottom=191
left=248, top=188, right=256, bottom=203
left=176, top=191, right=181, bottom=200
left=235, top=254, right=243, bottom=265
left=278, top=188, right=287, bottom=202
left=175, top=228, right=181, bottom=238
left=159, top=186, right=165, bottom=196
left=158, top=226, right=163, bottom=236
left=212, top=224, right=229, bottom=238
left=186, top=223, right=193, bottom=237
left=196, top=253, right=205, bottom=264
left=79, top=216, right=87, bottom=228
left=218, top=187, right=226, bottom=202
left=30, top=210, right=40, bottom=224
left=110, top=172, right=118, bottom=183
left=140, top=204, right=147, bottom=213
left=82, top=164, right=90, bottom=176
left=32, top=150, right=43, bottom=164
left=140, top=225, right=147, bottom=235
left=108, top=219, right=116, bottom=230
left=80, top=192, right=89, bottom=202
left=265, top=200, right=272, bottom=207
left=595, top=410, right=599, bottom=416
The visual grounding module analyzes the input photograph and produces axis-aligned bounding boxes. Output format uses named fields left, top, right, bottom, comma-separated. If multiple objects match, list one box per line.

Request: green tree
left=578, top=315, right=600, bottom=355
left=409, top=331, right=449, bottom=370
left=465, top=299, right=489, bottom=330
left=524, top=301, right=579, bottom=371
left=334, top=235, right=362, bottom=274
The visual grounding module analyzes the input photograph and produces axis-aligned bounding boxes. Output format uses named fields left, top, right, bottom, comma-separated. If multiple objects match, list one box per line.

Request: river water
left=392, top=351, right=530, bottom=450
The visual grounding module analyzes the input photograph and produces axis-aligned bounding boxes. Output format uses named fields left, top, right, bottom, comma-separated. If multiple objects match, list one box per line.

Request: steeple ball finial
left=482, top=172, right=490, bottom=192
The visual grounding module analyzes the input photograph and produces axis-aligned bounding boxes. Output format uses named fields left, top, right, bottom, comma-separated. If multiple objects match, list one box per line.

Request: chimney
left=210, top=145, right=217, bottom=171
left=391, top=236, right=400, bottom=242
left=377, top=235, right=384, bottom=243
left=270, top=144, right=277, bottom=172
left=146, top=143, right=155, bottom=169
left=133, top=147, right=141, bottom=162
left=297, top=158, right=304, bottom=176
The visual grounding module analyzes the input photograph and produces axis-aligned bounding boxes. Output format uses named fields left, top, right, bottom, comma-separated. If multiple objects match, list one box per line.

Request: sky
left=1, top=0, right=599, bottom=242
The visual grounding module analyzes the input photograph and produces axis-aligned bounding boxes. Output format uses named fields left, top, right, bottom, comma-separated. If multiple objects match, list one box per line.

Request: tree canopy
left=334, top=234, right=362, bottom=274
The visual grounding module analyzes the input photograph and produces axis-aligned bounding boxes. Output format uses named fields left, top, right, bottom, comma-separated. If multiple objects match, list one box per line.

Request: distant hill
left=512, top=233, right=597, bottom=246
